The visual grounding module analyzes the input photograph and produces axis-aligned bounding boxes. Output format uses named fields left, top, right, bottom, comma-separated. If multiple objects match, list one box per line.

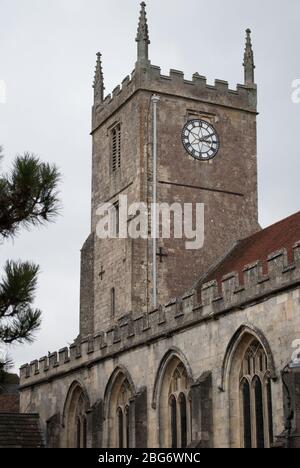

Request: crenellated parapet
left=91, top=3, right=256, bottom=133
left=91, top=62, right=257, bottom=133
left=20, top=241, right=300, bottom=388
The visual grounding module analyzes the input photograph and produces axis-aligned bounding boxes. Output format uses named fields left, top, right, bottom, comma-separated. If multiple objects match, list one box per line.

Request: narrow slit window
left=113, top=202, right=120, bottom=236
left=111, top=124, right=121, bottom=172
left=111, top=287, right=116, bottom=317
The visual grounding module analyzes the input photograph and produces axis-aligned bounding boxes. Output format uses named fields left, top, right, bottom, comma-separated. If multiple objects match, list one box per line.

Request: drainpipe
left=151, top=94, right=160, bottom=309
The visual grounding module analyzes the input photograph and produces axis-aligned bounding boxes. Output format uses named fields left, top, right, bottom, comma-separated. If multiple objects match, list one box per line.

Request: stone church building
left=19, top=3, right=300, bottom=448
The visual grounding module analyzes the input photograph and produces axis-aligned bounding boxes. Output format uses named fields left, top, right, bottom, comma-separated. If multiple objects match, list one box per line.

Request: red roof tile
left=203, top=211, right=300, bottom=285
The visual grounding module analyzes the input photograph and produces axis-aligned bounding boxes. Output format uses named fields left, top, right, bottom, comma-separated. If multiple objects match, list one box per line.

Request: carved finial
left=243, top=28, right=255, bottom=87
left=93, top=52, right=105, bottom=105
left=136, top=2, right=150, bottom=64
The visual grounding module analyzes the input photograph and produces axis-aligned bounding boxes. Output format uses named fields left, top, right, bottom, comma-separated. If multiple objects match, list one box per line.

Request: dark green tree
left=0, top=147, right=60, bottom=361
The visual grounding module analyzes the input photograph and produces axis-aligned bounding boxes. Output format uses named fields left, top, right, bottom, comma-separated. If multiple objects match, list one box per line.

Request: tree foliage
left=0, top=261, right=41, bottom=344
left=0, top=153, right=60, bottom=239
left=0, top=149, right=60, bottom=353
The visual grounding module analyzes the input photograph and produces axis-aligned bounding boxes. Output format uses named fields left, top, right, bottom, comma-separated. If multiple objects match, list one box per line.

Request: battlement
left=20, top=241, right=300, bottom=388
left=92, top=62, right=257, bottom=132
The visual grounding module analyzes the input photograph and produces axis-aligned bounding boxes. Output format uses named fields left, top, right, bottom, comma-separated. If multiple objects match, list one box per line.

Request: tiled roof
left=0, top=414, right=44, bottom=448
left=203, top=211, right=300, bottom=285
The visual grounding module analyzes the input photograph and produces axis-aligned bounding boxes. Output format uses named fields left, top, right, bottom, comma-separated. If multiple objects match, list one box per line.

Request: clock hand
left=199, top=134, right=214, bottom=142
left=201, top=142, right=215, bottom=152
left=190, top=136, right=198, bottom=145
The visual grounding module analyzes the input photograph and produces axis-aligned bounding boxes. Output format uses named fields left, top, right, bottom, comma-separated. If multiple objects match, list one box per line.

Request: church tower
left=80, top=3, right=259, bottom=337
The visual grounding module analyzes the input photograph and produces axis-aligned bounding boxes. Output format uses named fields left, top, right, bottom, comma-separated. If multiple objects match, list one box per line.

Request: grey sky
left=0, top=0, right=300, bottom=371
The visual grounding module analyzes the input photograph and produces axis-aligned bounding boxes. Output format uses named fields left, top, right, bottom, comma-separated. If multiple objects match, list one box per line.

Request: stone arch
left=152, top=348, right=194, bottom=448
left=222, top=325, right=276, bottom=448
left=152, top=347, right=194, bottom=410
left=220, top=323, right=277, bottom=392
left=103, top=366, right=136, bottom=448
left=62, top=380, right=90, bottom=448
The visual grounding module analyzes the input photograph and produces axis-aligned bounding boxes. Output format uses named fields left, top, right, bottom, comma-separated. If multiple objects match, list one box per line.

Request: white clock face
left=181, top=119, right=220, bottom=160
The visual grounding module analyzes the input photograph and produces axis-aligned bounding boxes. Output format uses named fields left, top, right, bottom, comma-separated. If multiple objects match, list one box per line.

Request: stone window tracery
left=168, top=362, right=190, bottom=448
left=109, top=377, right=133, bottom=448
left=65, top=384, right=89, bottom=448
left=239, top=340, right=273, bottom=448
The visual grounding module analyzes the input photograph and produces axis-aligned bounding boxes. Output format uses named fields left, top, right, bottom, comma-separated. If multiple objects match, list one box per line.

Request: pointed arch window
left=168, top=362, right=191, bottom=448
left=115, top=379, right=132, bottom=448
left=65, top=383, right=89, bottom=448
left=240, top=340, right=274, bottom=448
left=75, top=394, right=88, bottom=448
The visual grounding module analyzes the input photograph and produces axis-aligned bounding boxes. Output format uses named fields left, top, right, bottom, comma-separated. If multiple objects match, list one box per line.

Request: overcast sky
left=1, top=0, right=300, bottom=372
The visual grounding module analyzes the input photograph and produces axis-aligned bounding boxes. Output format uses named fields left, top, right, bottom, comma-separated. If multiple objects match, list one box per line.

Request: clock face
left=181, top=119, right=220, bottom=160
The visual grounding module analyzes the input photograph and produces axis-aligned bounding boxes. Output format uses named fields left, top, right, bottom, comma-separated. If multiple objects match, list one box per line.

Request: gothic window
left=168, top=362, right=190, bottom=448
left=115, top=379, right=132, bottom=448
left=74, top=393, right=88, bottom=448
left=64, top=383, right=89, bottom=448
left=239, top=340, right=273, bottom=448
left=107, top=370, right=135, bottom=448
left=111, top=123, right=121, bottom=172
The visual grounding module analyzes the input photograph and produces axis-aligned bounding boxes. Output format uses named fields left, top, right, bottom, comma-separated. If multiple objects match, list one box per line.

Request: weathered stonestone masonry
left=20, top=244, right=300, bottom=447
left=80, top=233, right=95, bottom=337
left=19, top=3, right=300, bottom=449
left=87, top=58, right=259, bottom=335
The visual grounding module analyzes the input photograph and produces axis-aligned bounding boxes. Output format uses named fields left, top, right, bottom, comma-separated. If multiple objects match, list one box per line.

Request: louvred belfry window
left=111, top=123, right=121, bottom=172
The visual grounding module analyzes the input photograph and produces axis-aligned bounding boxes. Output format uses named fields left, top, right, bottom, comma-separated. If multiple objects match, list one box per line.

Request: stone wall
left=20, top=244, right=300, bottom=447
left=83, top=59, right=259, bottom=336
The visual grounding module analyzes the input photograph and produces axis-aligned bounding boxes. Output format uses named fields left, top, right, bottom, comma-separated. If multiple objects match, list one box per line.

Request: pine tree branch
left=0, top=150, right=61, bottom=349
left=0, top=261, right=42, bottom=344
left=0, top=153, right=61, bottom=239
left=0, top=307, right=41, bottom=344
